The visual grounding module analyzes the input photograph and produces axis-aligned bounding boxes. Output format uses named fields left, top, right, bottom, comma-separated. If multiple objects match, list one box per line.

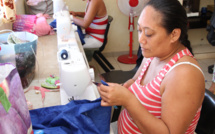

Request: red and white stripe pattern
left=85, top=14, right=108, bottom=43
left=118, top=48, right=201, bottom=134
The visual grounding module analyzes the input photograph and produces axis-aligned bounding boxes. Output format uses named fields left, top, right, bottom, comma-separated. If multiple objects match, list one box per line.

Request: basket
left=0, top=31, right=38, bottom=88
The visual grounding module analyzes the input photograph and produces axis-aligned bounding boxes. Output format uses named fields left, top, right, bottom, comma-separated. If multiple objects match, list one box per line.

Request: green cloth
left=0, top=87, right=11, bottom=113
left=41, top=76, right=60, bottom=89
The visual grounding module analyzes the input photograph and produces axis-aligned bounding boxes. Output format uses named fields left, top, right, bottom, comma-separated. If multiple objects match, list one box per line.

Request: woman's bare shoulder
left=161, top=55, right=205, bottom=96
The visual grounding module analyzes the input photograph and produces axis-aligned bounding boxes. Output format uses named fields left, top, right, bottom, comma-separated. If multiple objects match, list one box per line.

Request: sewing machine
left=56, top=10, right=99, bottom=105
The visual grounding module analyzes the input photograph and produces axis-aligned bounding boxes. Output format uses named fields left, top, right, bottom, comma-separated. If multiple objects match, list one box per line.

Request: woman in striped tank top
left=98, top=0, right=205, bottom=133
left=70, top=0, right=108, bottom=49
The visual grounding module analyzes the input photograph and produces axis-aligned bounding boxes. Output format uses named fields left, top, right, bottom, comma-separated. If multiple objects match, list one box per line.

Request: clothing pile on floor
left=13, top=13, right=55, bottom=37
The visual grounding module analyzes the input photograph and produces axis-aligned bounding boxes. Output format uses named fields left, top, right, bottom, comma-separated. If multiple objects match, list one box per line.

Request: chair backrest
left=99, top=15, right=113, bottom=52
left=195, top=89, right=215, bottom=134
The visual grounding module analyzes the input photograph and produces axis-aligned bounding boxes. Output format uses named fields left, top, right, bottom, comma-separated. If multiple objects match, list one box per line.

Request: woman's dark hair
left=145, top=0, right=193, bottom=55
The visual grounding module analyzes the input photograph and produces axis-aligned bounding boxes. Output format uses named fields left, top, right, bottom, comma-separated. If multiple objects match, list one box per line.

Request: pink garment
left=13, top=15, right=37, bottom=34
left=35, top=13, right=55, bottom=36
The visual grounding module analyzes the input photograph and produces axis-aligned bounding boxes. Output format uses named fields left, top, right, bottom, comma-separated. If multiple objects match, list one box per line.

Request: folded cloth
left=30, top=98, right=111, bottom=134
left=76, top=24, right=86, bottom=45
left=49, top=19, right=56, bottom=30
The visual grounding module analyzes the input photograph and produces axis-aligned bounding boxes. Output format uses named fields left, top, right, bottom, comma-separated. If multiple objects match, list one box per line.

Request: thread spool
left=60, top=49, right=68, bottom=60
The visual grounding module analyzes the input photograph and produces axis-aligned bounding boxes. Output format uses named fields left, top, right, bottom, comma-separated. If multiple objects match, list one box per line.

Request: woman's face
left=138, top=6, right=173, bottom=58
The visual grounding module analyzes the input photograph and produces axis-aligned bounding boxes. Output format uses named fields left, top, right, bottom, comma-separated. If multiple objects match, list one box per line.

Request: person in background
left=98, top=0, right=205, bottom=133
left=70, top=0, right=108, bottom=49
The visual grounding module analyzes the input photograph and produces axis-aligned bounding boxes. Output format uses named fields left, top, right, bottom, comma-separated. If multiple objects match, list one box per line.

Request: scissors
left=93, top=80, right=109, bottom=86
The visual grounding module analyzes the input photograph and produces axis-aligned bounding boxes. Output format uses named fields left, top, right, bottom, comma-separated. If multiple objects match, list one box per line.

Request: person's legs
left=83, top=35, right=102, bottom=63
left=83, top=35, right=103, bottom=49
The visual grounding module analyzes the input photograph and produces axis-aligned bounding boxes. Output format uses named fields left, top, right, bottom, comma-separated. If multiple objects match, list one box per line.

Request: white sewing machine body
left=56, top=10, right=99, bottom=105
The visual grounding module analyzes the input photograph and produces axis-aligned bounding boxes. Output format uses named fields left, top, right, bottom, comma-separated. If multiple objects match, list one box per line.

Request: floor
left=23, top=29, right=215, bottom=133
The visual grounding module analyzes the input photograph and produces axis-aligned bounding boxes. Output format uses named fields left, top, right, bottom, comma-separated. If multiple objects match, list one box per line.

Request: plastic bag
left=30, top=98, right=111, bottom=134
left=0, top=63, right=33, bottom=134
left=0, top=31, right=38, bottom=88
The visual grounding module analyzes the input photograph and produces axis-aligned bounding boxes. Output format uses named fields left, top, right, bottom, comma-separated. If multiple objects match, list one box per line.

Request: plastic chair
left=100, top=46, right=143, bottom=84
left=92, top=15, right=115, bottom=72
left=195, top=89, right=215, bottom=134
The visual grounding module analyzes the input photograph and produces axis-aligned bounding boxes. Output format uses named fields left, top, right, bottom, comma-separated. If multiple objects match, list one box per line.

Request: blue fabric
left=49, top=19, right=56, bottom=31
left=73, top=23, right=86, bottom=45
left=30, top=98, right=111, bottom=134
left=49, top=19, right=85, bottom=45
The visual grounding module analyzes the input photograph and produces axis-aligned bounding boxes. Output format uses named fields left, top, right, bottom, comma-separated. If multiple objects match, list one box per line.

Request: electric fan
left=117, top=0, right=147, bottom=64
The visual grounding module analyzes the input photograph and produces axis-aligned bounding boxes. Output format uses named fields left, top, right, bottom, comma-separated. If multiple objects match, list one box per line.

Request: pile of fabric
left=13, top=13, right=55, bottom=37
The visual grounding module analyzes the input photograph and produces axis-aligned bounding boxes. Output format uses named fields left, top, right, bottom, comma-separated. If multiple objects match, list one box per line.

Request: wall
left=1, top=0, right=213, bottom=53
left=65, top=0, right=140, bottom=54
left=65, top=0, right=212, bottom=54
left=15, top=0, right=25, bottom=15
left=200, top=0, right=213, bottom=9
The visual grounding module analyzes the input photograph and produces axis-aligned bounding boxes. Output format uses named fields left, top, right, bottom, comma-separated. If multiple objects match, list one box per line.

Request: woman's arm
left=99, top=62, right=205, bottom=134
left=70, top=11, right=85, bottom=17
left=72, top=0, right=102, bottom=28
left=124, top=63, right=205, bottom=134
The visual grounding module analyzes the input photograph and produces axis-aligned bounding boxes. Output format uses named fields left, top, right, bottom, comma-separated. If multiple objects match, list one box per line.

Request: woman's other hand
left=98, top=83, right=132, bottom=107
left=123, top=78, right=135, bottom=88
left=70, top=11, right=77, bottom=16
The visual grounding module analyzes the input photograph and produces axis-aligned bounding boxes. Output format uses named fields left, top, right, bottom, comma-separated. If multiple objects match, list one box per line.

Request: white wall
left=15, top=0, right=25, bottom=15
left=65, top=0, right=214, bottom=53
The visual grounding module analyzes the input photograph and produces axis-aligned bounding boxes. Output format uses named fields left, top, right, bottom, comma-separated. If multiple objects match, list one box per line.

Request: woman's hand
left=123, top=78, right=135, bottom=88
left=70, top=11, right=77, bottom=16
left=98, top=83, right=132, bottom=107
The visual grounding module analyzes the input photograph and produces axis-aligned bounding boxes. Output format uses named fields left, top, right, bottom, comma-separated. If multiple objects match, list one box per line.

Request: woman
left=70, top=0, right=108, bottom=49
left=98, top=0, right=205, bottom=133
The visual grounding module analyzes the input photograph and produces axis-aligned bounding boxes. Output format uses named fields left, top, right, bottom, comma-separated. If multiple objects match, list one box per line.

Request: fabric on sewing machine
left=30, top=98, right=111, bottom=134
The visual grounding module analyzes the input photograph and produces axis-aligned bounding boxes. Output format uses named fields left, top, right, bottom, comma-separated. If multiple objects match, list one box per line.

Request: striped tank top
left=118, top=48, right=202, bottom=134
left=85, top=0, right=108, bottom=43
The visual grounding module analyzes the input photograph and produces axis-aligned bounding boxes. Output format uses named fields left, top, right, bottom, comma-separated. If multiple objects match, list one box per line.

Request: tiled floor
left=23, top=31, right=215, bottom=134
